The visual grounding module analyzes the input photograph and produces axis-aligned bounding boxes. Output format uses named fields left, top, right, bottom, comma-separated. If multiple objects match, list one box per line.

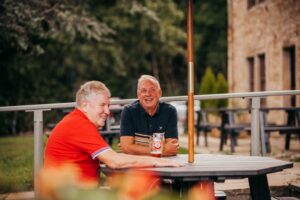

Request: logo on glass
left=150, top=132, right=164, bottom=157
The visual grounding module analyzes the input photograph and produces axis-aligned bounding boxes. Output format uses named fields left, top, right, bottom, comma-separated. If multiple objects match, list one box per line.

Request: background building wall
left=227, top=0, right=300, bottom=122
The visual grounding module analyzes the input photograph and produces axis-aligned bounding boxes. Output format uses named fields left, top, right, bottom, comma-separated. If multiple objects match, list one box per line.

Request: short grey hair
left=76, top=81, right=111, bottom=107
left=137, top=75, right=161, bottom=91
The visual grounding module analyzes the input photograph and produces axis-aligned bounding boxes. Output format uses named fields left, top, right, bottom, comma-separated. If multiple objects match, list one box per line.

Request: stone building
left=227, top=0, right=300, bottom=115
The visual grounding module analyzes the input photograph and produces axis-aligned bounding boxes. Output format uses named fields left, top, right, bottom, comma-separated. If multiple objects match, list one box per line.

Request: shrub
left=199, top=67, right=228, bottom=109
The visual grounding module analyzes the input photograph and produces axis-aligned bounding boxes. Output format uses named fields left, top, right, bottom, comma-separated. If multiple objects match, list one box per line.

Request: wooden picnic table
left=259, top=107, right=300, bottom=154
left=195, top=107, right=300, bottom=154
left=195, top=108, right=251, bottom=152
left=101, top=154, right=293, bottom=200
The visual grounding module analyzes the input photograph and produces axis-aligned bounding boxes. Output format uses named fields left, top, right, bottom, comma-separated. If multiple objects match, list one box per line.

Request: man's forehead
left=139, top=80, right=158, bottom=88
left=90, top=92, right=110, bottom=100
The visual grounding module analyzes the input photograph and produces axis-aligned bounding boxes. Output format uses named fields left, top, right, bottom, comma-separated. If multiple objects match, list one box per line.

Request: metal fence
left=0, top=90, right=299, bottom=196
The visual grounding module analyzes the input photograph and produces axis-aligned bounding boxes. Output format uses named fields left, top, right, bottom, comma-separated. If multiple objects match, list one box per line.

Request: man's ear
left=81, top=101, right=89, bottom=113
left=159, top=88, right=162, bottom=97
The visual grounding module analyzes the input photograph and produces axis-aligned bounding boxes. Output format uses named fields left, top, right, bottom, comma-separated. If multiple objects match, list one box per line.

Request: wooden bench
left=195, top=108, right=251, bottom=152
left=260, top=107, right=300, bottom=154
left=195, top=109, right=221, bottom=146
left=219, top=108, right=250, bottom=153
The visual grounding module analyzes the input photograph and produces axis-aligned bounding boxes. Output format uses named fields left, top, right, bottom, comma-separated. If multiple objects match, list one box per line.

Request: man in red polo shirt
left=44, top=81, right=181, bottom=186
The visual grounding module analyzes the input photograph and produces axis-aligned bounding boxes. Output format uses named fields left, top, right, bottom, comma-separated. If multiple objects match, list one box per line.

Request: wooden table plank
left=138, top=154, right=293, bottom=179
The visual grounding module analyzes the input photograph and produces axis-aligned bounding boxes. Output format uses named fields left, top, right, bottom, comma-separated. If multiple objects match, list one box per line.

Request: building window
left=247, top=0, right=265, bottom=9
left=258, top=54, right=266, bottom=91
left=247, top=0, right=256, bottom=9
left=247, top=57, right=255, bottom=92
left=258, top=54, right=266, bottom=106
left=283, top=46, right=296, bottom=106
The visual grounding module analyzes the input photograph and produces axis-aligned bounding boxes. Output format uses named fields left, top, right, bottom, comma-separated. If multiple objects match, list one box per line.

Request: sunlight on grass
left=0, top=135, right=34, bottom=193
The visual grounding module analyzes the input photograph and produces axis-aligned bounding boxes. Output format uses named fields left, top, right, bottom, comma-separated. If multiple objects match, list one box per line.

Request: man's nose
left=105, top=106, right=110, bottom=115
left=146, top=90, right=152, bottom=95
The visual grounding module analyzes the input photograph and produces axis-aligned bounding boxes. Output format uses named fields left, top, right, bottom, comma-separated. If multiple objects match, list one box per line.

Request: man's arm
left=120, top=106, right=151, bottom=155
left=120, top=136, right=179, bottom=156
left=163, top=138, right=179, bottom=156
left=119, top=136, right=151, bottom=155
left=162, top=105, right=179, bottom=156
left=97, top=149, right=182, bottom=169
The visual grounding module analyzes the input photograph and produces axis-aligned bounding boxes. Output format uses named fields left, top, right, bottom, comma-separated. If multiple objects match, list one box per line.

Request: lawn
left=0, top=135, right=188, bottom=194
left=0, top=135, right=34, bottom=194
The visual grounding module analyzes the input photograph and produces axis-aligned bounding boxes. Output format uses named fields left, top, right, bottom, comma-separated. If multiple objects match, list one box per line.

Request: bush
left=199, top=67, right=228, bottom=109
left=213, top=73, right=228, bottom=108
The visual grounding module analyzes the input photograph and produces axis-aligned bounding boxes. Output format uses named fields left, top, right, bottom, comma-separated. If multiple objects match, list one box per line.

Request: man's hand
left=163, top=138, right=179, bottom=156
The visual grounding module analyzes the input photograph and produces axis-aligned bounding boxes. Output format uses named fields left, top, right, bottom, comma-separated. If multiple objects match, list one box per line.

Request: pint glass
left=150, top=132, right=164, bottom=157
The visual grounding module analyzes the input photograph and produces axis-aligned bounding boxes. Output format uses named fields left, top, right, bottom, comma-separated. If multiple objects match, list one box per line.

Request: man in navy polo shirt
left=119, top=75, right=179, bottom=156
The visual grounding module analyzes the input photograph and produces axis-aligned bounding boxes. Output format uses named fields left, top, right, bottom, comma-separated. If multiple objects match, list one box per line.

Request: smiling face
left=137, top=79, right=162, bottom=115
left=81, top=93, right=110, bottom=128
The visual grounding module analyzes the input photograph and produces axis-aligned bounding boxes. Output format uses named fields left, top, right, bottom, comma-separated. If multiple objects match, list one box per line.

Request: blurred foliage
left=199, top=67, right=228, bottom=109
left=214, top=73, right=228, bottom=108
left=290, top=156, right=300, bottom=163
left=0, top=0, right=227, bottom=134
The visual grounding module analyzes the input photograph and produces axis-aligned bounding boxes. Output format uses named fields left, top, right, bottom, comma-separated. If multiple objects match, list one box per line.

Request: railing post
left=34, top=110, right=43, bottom=199
left=26, top=109, right=49, bottom=199
left=106, top=116, right=111, bottom=131
left=251, top=97, right=261, bottom=156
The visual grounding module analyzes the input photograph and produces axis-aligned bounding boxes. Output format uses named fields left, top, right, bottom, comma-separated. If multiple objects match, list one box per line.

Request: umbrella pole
left=187, top=0, right=195, bottom=163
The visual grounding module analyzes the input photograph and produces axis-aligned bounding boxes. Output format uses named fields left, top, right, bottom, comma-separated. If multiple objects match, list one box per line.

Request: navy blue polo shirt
left=120, top=100, right=178, bottom=139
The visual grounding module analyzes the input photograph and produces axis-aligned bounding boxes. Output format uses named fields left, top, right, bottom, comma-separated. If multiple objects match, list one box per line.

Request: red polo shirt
left=44, top=108, right=110, bottom=184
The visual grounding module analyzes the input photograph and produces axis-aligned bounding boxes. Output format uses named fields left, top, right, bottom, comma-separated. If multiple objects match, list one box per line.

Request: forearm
left=163, top=149, right=178, bottom=156
left=98, top=149, right=183, bottom=169
left=120, top=136, right=151, bottom=155
left=121, top=144, right=151, bottom=155
left=116, top=153, right=157, bottom=168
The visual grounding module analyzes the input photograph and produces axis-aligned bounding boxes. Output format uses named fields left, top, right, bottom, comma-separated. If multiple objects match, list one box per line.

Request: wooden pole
left=187, top=0, right=194, bottom=163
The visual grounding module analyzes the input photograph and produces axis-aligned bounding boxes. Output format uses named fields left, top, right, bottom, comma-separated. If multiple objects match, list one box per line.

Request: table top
left=101, top=154, right=293, bottom=182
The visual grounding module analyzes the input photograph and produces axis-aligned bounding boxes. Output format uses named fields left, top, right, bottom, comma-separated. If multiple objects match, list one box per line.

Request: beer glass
left=150, top=132, right=164, bottom=157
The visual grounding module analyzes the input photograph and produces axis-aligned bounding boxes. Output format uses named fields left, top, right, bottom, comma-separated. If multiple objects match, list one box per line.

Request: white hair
left=137, top=75, right=161, bottom=91
left=75, top=81, right=111, bottom=107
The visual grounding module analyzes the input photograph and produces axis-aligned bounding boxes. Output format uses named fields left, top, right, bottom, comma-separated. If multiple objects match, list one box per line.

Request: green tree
left=0, top=0, right=228, bottom=135
left=214, top=73, right=228, bottom=108
left=0, top=0, right=187, bottom=134
left=199, top=67, right=216, bottom=108
left=199, top=68, right=228, bottom=109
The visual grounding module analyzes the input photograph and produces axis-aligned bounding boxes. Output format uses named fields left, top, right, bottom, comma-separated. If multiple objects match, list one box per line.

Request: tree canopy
left=0, top=0, right=227, bottom=134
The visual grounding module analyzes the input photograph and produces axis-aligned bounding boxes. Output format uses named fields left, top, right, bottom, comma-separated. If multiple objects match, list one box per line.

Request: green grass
left=178, top=147, right=188, bottom=154
left=290, top=156, right=300, bottom=162
left=0, top=135, right=34, bottom=194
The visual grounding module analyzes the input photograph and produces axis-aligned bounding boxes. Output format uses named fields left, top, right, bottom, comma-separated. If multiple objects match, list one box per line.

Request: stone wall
left=227, top=0, right=300, bottom=123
